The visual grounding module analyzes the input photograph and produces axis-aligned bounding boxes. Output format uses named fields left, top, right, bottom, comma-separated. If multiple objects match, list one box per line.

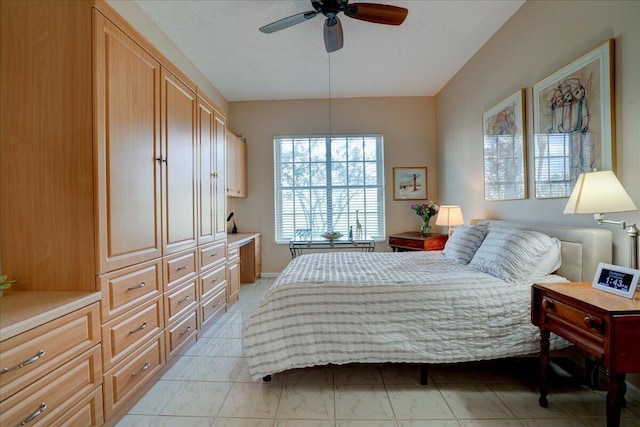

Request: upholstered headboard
left=471, top=220, right=612, bottom=283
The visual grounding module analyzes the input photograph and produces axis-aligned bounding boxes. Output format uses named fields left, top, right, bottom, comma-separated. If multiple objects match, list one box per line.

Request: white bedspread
left=243, top=251, right=568, bottom=380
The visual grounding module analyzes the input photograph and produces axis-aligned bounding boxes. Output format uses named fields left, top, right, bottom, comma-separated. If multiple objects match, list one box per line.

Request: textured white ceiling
left=134, top=0, right=525, bottom=101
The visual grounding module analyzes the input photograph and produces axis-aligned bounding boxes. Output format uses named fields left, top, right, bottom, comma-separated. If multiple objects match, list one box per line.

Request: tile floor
left=117, top=278, right=640, bottom=427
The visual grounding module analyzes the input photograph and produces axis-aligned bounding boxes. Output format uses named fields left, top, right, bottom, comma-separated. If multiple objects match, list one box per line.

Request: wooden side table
left=532, top=282, right=640, bottom=427
left=388, top=232, right=447, bottom=252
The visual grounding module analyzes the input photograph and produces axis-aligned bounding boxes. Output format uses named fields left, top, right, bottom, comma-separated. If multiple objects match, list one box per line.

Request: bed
left=243, top=220, right=612, bottom=381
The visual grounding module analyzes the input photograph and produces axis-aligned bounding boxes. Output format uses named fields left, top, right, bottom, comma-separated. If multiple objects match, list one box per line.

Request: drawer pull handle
left=213, top=301, right=221, bottom=308
left=211, top=252, right=219, bottom=257
left=129, top=322, right=148, bottom=334
left=583, top=316, right=600, bottom=329
left=178, top=295, right=191, bottom=303
left=212, top=276, right=220, bottom=283
left=176, top=264, right=190, bottom=271
left=127, top=281, right=146, bottom=290
left=131, top=362, right=150, bottom=377
left=541, top=299, right=554, bottom=310
left=2, top=350, right=45, bottom=374
left=179, top=326, right=192, bottom=336
left=19, top=402, right=47, bottom=426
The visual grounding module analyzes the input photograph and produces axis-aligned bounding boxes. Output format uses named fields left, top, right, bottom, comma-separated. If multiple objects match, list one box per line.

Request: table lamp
left=563, top=170, right=638, bottom=268
left=436, top=205, right=465, bottom=236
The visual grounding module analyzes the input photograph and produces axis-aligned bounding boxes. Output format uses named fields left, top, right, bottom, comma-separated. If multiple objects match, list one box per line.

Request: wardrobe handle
left=178, top=295, right=191, bottom=303
left=127, top=281, right=146, bottom=290
left=129, top=322, right=148, bottom=334
left=179, top=326, right=192, bottom=336
left=176, top=264, right=189, bottom=271
left=131, top=362, right=150, bottom=377
left=1, top=350, right=46, bottom=374
left=19, top=402, right=47, bottom=425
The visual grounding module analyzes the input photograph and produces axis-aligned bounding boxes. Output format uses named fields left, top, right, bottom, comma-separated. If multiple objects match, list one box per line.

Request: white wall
left=228, top=97, right=436, bottom=273
left=436, top=0, right=640, bottom=266
left=105, top=0, right=228, bottom=111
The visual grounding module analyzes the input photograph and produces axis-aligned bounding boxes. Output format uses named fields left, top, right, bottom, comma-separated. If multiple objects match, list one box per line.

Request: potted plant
left=0, top=275, right=15, bottom=297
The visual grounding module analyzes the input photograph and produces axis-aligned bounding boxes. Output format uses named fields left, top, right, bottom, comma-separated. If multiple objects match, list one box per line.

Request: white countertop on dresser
left=0, top=291, right=101, bottom=341
left=227, top=232, right=260, bottom=248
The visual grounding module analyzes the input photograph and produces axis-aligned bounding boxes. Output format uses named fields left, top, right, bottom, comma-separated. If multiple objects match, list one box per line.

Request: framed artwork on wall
left=482, top=89, right=527, bottom=201
left=532, top=39, right=615, bottom=199
left=393, top=167, right=427, bottom=200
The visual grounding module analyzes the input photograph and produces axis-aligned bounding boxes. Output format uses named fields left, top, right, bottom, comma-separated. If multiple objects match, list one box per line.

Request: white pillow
left=468, top=227, right=561, bottom=282
left=529, top=237, right=562, bottom=278
left=442, top=222, right=488, bottom=264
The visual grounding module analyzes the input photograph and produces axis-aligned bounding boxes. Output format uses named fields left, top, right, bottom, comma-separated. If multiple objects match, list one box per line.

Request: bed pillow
left=442, top=222, right=488, bottom=264
left=468, top=227, right=561, bottom=282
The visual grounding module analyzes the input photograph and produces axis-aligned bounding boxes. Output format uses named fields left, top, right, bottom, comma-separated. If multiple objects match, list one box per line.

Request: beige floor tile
left=458, top=420, right=524, bottom=427
left=337, top=421, right=399, bottom=427
left=437, top=383, right=514, bottom=419
left=160, top=381, right=232, bottom=417
left=334, top=384, right=395, bottom=420
left=163, top=356, right=243, bottom=382
left=218, top=382, right=283, bottom=418
left=333, top=364, right=383, bottom=385
left=150, top=416, right=215, bottom=426
left=129, top=380, right=186, bottom=415
left=379, top=364, right=426, bottom=385
left=285, top=366, right=334, bottom=384
left=398, top=421, right=460, bottom=427
left=275, top=419, right=336, bottom=427
left=185, top=337, right=243, bottom=357
left=115, top=415, right=157, bottom=427
left=276, top=383, right=335, bottom=420
left=200, top=322, right=246, bottom=339
left=214, top=418, right=275, bottom=427
left=520, top=419, right=601, bottom=427
left=386, top=384, right=454, bottom=420
left=489, top=381, right=574, bottom=419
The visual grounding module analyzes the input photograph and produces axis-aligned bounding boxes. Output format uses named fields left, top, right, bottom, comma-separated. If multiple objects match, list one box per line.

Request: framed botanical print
left=393, top=167, right=427, bottom=200
left=482, top=89, right=527, bottom=201
left=533, top=39, right=615, bottom=199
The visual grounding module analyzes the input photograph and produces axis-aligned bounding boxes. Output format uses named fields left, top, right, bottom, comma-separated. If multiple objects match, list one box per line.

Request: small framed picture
left=592, top=262, right=640, bottom=298
left=393, top=167, right=427, bottom=200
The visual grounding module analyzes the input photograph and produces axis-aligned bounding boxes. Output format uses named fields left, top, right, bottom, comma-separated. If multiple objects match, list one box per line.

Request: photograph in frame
left=533, top=39, right=615, bottom=199
left=393, top=167, right=427, bottom=200
left=482, top=89, right=527, bottom=201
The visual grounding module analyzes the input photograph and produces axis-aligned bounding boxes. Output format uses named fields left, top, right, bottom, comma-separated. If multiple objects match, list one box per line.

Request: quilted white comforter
left=243, top=251, right=568, bottom=380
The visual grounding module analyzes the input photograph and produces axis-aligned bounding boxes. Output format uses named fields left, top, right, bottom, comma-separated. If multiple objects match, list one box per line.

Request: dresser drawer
left=166, top=309, right=197, bottom=360
left=164, top=249, right=198, bottom=290
left=55, top=385, right=103, bottom=427
left=98, top=258, right=163, bottom=322
left=103, top=333, right=165, bottom=419
left=165, top=278, right=198, bottom=326
left=200, top=287, right=226, bottom=330
left=199, top=264, right=227, bottom=301
left=0, top=345, right=102, bottom=427
left=227, top=246, right=239, bottom=260
left=541, top=296, right=605, bottom=349
left=199, top=240, right=226, bottom=273
left=0, top=303, right=100, bottom=402
left=101, top=297, right=164, bottom=370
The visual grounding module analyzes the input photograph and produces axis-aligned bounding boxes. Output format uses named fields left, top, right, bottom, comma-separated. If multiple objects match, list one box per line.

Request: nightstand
left=388, top=232, right=447, bottom=252
left=532, top=282, right=640, bottom=427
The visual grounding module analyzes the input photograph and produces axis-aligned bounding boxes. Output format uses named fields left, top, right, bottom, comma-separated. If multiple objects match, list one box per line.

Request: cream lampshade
left=436, top=206, right=465, bottom=236
left=564, top=170, right=638, bottom=268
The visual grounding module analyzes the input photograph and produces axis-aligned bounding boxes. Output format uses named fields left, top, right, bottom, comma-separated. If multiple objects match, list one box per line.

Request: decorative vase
left=421, top=221, right=432, bottom=236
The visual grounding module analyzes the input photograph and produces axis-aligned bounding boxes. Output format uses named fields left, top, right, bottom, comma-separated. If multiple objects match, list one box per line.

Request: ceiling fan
left=259, top=0, right=408, bottom=52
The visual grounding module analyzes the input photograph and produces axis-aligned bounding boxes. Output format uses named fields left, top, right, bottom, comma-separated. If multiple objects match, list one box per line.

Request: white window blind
left=274, top=135, right=385, bottom=243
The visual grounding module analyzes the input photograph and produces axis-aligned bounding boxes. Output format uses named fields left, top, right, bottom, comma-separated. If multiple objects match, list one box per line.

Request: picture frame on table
left=532, top=39, right=615, bottom=199
left=482, top=88, right=527, bottom=201
left=393, top=167, right=427, bottom=200
left=592, top=262, right=640, bottom=299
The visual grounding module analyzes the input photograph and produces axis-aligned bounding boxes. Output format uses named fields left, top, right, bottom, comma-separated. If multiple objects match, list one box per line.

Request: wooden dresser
left=0, top=292, right=102, bottom=426
left=388, top=232, right=448, bottom=252
left=532, top=282, right=640, bottom=427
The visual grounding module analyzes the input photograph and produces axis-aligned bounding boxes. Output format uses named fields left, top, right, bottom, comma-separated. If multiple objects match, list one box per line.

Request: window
left=535, top=133, right=589, bottom=198
left=274, top=135, right=385, bottom=243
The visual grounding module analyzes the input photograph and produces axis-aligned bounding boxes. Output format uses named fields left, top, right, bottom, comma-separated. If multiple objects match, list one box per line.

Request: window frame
left=273, top=134, right=385, bottom=244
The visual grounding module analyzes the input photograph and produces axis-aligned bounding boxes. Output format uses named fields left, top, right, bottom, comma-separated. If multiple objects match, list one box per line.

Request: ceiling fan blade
left=324, top=16, right=344, bottom=52
left=259, top=10, right=318, bottom=34
left=344, top=3, right=408, bottom=25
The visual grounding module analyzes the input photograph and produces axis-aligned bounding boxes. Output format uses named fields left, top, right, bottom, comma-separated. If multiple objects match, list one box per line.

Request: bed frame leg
left=420, top=364, right=429, bottom=385
left=263, top=375, right=272, bottom=382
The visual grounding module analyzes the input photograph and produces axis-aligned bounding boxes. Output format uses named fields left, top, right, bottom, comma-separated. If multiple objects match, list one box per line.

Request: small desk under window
left=289, top=237, right=375, bottom=259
